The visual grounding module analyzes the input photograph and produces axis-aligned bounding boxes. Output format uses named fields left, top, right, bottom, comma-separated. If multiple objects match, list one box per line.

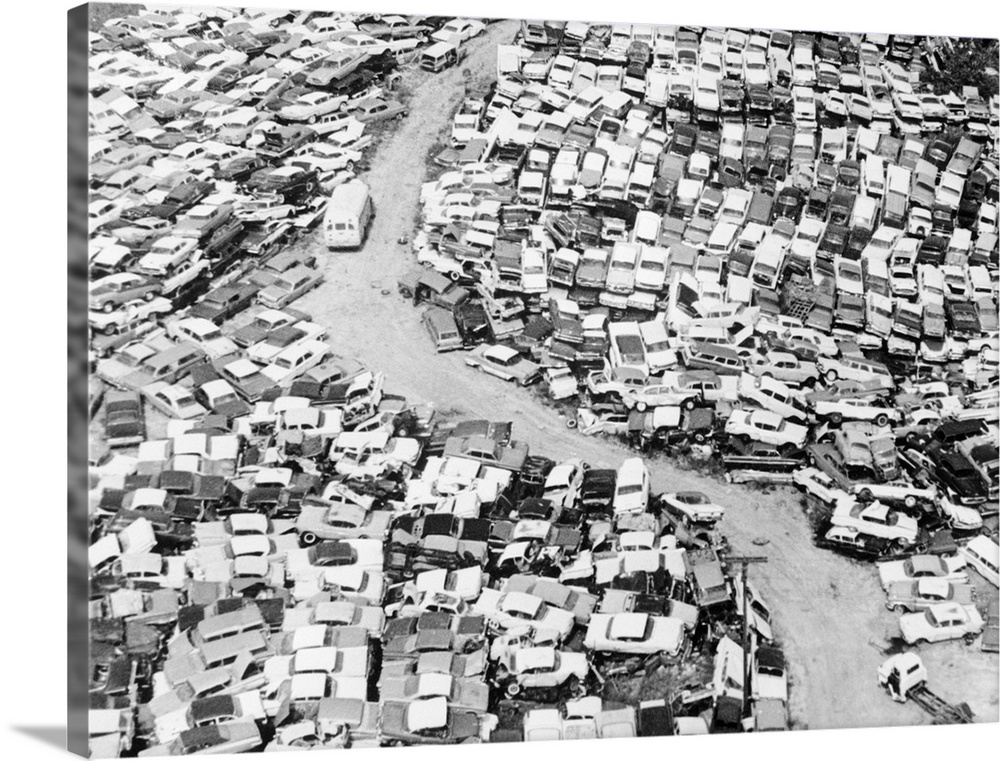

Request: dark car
left=774, top=186, right=804, bottom=221
left=245, top=166, right=320, bottom=204
left=206, top=63, right=252, bottom=92
left=150, top=180, right=214, bottom=220
left=669, top=123, right=698, bottom=157
left=216, top=155, right=270, bottom=183
left=933, top=452, right=989, bottom=506
left=256, top=124, right=317, bottom=159
left=189, top=283, right=260, bottom=324
left=329, top=69, right=376, bottom=99
left=104, top=390, right=146, bottom=447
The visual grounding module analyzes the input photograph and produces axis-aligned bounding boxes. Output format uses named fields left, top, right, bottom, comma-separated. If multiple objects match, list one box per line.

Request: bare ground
left=92, top=18, right=999, bottom=731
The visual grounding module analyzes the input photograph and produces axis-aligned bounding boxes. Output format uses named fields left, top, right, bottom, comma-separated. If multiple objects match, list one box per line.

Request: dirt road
left=88, top=19, right=995, bottom=732
left=282, top=20, right=999, bottom=730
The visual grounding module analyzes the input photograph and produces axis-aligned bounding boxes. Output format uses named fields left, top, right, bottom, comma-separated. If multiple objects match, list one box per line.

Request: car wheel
left=299, top=531, right=319, bottom=547
left=143, top=291, right=155, bottom=302
left=803, top=376, right=817, bottom=388
left=760, top=372, right=773, bottom=379
left=829, top=413, right=843, bottom=425
left=103, top=301, right=115, bottom=313
left=103, top=323, right=117, bottom=336
left=308, top=114, right=316, bottom=124
left=903, top=495, right=917, bottom=509
left=346, top=160, right=355, bottom=172
left=448, top=270, right=461, bottom=282
left=825, top=368, right=838, bottom=382
left=915, top=638, right=928, bottom=646
left=693, top=432, right=707, bottom=444
left=566, top=417, right=578, bottom=429
left=858, top=488, right=874, bottom=501
left=567, top=676, right=585, bottom=698
left=683, top=398, right=696, bottom=411
left=874, top=413, right=889, bottom=428
left=636, top=401, right=647, bottom=412
left=505, top=682, right=521, bottom=697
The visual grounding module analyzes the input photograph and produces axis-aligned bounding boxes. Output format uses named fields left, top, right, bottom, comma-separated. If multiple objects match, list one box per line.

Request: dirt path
left=239, top=19, right=997, bottom=730
left=286, top=20, right=998, bottom=730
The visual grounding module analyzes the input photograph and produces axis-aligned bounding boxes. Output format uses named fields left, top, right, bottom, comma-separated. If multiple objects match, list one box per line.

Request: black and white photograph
left=51, top=0, right=1000, bottom=756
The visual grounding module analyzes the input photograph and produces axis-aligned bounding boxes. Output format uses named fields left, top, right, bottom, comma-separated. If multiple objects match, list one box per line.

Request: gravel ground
left=91, top=18, right=999, bottom=731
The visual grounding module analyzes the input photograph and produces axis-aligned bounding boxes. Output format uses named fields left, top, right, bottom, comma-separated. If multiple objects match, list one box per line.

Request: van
left=420, top=42, right=463, bottom=73
left=861, top=156, right=886, bottom=198
left=958, top=535, right=999, bottom=587
left=680, top=342, right=744, bottom=375
left=422, top=306, right=464, bottom=352
left=324, top=180, right=374, bottom=250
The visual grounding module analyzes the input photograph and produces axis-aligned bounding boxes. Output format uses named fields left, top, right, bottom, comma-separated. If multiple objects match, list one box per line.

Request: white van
left=324, top=180, right=374, bottom=250
left=959, top=535, right=999, bottom=587
left=862, top=155, right=886, bottom=198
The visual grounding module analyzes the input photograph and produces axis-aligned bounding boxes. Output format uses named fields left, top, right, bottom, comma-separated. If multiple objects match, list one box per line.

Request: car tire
left=894, top=605, right=908, bottom=614
left=636, top=401, right=648, bottom=412
left=683, top=398, right=696, bottom=411
left=346, top=160, right=355, bottom=172
left=803, top=376, right=817, bottom=388
left=875, top=413, right=889, bottom=427
left=693, top=432, right=707, bottom=444
left=858, top=488, right=874, bottom=501
left=103, top=301, right=115, bottom=313
left=300, top=531, right=319, bottom=547
left=760, top=372, right=773, bottom=379
left=308, top=114, right=316, bottom=124
left=143, top=291, right=155, bottom=302
left=505, top=682, right=521, bottom=697
left=904, top=495, right=917, bottom=509
left=829, top=413, right=843, bottom=425
left=825, top=368, right=838, bottom=382
left=449, top=270, right=461, bottom=282
left=566, top=417, right=578, bottom=429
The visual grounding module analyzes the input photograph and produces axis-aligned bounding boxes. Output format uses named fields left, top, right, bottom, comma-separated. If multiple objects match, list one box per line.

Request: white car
left=542, top=459, right=587, bottom=509
left=432, top=18, right=485, bottom=44
left=899, top=603, right=984, bottom=645
left=612, top=457, right=650, bottom=515
left=142, top=381, right=208, bottom=420
left=792, top=467, right=849, bottom=506
left=724, top=409, right=808, bottom=449
left=958, top=536, right=999, bottom=587
left=813, top=398, right=897, bottom=427
left=583, top=612, right=685, bottom=656
left=472, top=590, right=575, bottom=641
left=261, top=340, right=331, bottom=385
left=852, top=481, right=937, bottom=509
left=831, top=499, right=919, bottom=546
left=279, top=91, right=348, bottom=123
left=290, top=144, right=362, bottom=173
left=165, top=316, right=239, bottom=359
left=878, top=555, right=969, bottom=589
left=659, top=492, right=725, bottom=523
left=620, top=384, right=698, bottom=412
left=497, top=647, right=589, bottom=698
